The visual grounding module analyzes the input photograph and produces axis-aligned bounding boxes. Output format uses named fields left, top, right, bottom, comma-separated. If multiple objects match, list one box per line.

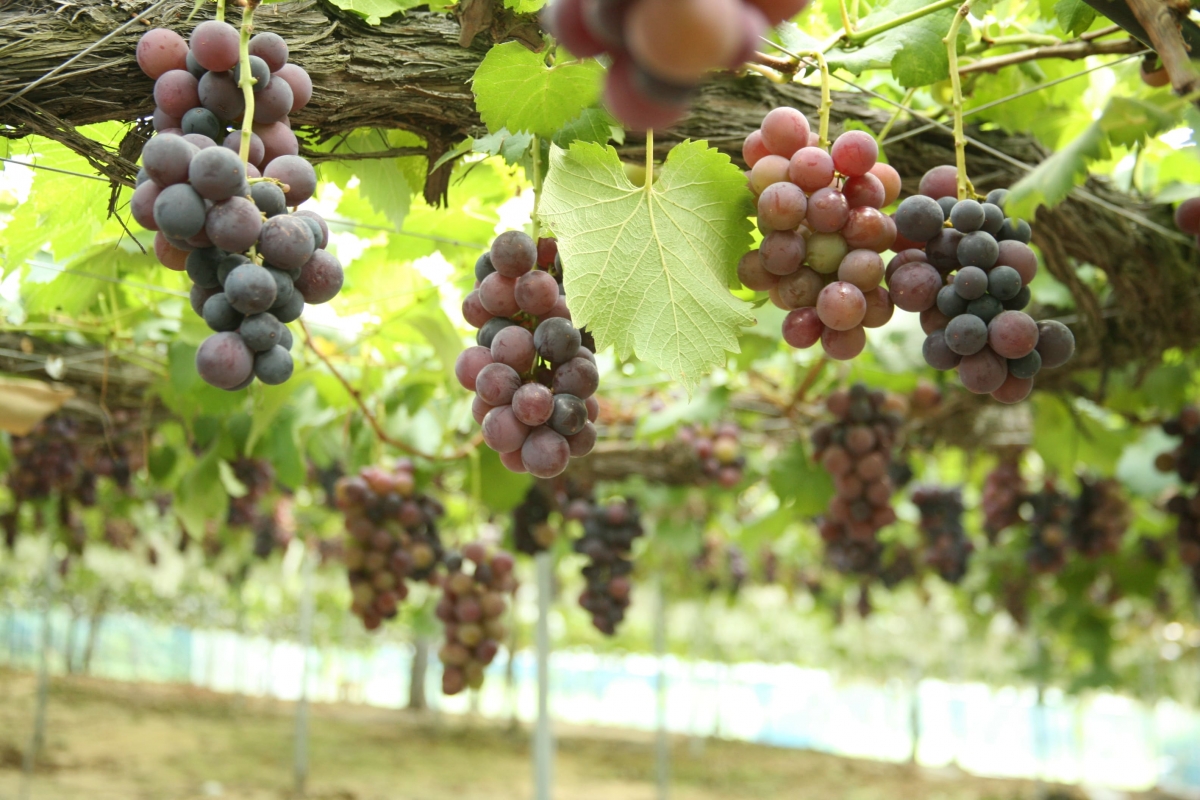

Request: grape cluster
left=1069, top=477, right=1129, bottom=558
left=676, top=423, right=745, bottom=487
left=810, top=384, right=903, bottom=574
left=334, top=462, right=445, bottom=630
left=692, top=535, right=749, bottom=596
left=889, top=169, right=1075, bottom=401
left=911, top=486, right=973, bottom=584
left=1156, top=407, right=1200, bottom=588
left=1025, top=480, right=1073, bottom=574
left=574, top=498, right=643, bottom=635
left=511, top=485, right=556, bottom=554
left=981, top=455, right=1025, bottom=542
left=736, top=110, right=902, bottom=361
left=878, top=544, right=917, bottom=588
left=436, top=543, right=516, bottom=695
left=543, top=0, right=807, bottom=131
left=134, top=24, right=340, bottom=390
left=456, top=232, right=599, bottom=478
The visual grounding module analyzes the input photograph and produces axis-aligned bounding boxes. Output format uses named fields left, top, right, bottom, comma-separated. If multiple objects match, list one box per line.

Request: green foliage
left=1053, top=0, right=1095, bottom=36
left=324, top=0, right=434, bottom=24
left=540, top=141, right=756, bottom=392
left=826, top=0, right=964, bottom=87
left=472, top=42, right=605, bottom=139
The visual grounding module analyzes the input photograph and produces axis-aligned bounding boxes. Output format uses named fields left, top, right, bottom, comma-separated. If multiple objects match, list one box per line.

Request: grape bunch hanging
left=810, top=385, right=903, bottom=574
left=676, top=423, right=746, bottom=487
left=911, top=486, right=973, bottom=584
left=133, top=22, right=342, bottom=390
left=457, top=232, right=599, bottom=478
left=889, top=168, right=1075, bottom=402
left=436, top=543, right=516, bottom=695
left=543, top=0, right=808, bottom=131
left=511, top=485, right=557, bottom=554
left=574, top=498, right=643, bottom=635
left=692, top=535, right=750, bottom=596
left=334, top=462, right=445, bottom=631
left=1157, top=406, right=1200, bottom=588
left=737, top=108, right=901, bottom=361
left=981, top=455, right=1024, bottom=542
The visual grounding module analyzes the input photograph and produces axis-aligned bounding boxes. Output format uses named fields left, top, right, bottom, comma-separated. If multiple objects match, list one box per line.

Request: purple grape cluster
left=676, top=422, right=745, bottom=487
left=456, top=232, right=599, bottom=478
left=911, top=486, right=973, bottom=584
left=133, top=23, right=340, bottom=390
left=511, top=485, right=556, bottom=554
left=981, top=456, right=1024, bottom=543
left=692, top=535, right=749, bottom=596
left=575, top=498, right=643, bottom=635
left=1157, top=407, right=1200, bottom=589
left=436, top=543, right=516, bottom=695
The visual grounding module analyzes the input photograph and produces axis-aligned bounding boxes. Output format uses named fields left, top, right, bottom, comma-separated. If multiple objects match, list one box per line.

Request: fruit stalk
left=237, top=0, right=260, bottom=165
left=644, top=128, right=654, bottom=191
left=943, top=0, right=977, bottom=200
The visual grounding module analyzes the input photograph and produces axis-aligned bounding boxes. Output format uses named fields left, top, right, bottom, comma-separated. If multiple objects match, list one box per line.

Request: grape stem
left=236, top=0, right=260, bottom=165
left=846, top=0, right=959, bottom=43
left=786, top=49, right=831, bottom=149
left=943, top=0, right=977, bottom=201
left=876, top=87, right=915, bottom=144
left=216, top=0, right=226, bottom=23
left=644, top=128, right=653, bottom=191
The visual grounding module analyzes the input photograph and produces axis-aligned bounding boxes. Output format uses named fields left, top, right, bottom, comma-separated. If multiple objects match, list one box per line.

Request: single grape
left=806, top=232, right=849, bottom=274
left=240, top=313, right=285, bottom=352
left=186, top=247, right=223, bottom=289
left=189, top=146, right=246, bottom=202
left=475, top=253, right=496, bottom=282
left=196, top=331, right=254, bottom=389
left=273, top=63, right=313, bottom=114
left=760, top=107, right=811, bottom=159
left=206, top=196, right=263, bottom=253
left=293, top=210, right=330, bottom=249
left=263, top=155, right=317, bottom=205
left=957, top=231, right=999, bottom=269
left=1007, top=349, right=1042, bottom=380
left=987, top=265, right=1022, bottom=301
left=985, top=188, right=1009, bottom=208
left=153, top=183, right=206, bottom=239
left=222, top=130, right=265, bottom=167
left=254, top=345, right=293, bottom=385
left=252, top=77, right=294, bottom=124
left=837, top=249, right=884, bottom=292
left=462, top=291, right=493, bottom=329
left=920, top=306, right=952, bottom=335
left=549, top=394, right=588, bottom=437
left=994, top=240, right=1037, bottom=285
left=216, top=253, right=249, bottom=287
left=477, top=317, right=517, bottom=348
left=742, top=130, right=771, bottom=169
left=482, top=406, right=531, bottom=454
left=184, top=50, right=205, bottom=79
left=926, top=229, right=964, bottom=274
left=625, top=0, right=743, bottom=85
left=251, top=182, right=288, bottom=218
left=830, top=130, right=877, bottom=177
left=182, top=132, right=217, bottom=150
left=137, top=28, right=189, bottom=79
left=1176, top=197, right=1200, bottom=235
left=750, top=155, right=791, bottom=194
left=512, top=382, right=555, bottom=427
left=190, top=284, right=220, bottom=317
left=987, top=310, right=1038, bottom=359
left=1003, top=286, right=1031, bottom=311
left=203, top=293, right=243, bottom=332
left=249, top=32, right=289, bottom=72
left=957, top=346, right=1008, bottom=394
left=198, top=70, right=245, bottom=120
left=760, top=230, right=806, bottom=276
left=476, top=363, right=523, bottom=406
left=534, top=317, right=581, bottom=364
left=991, top=374, right=1033, bottom=404
left=945, top=313, right=988, bottom=356
left=922, top=329, right=961, bottom=370
left=498, top=448, right=528, bottom=473
left=566, top=422, right=597, bottom=457
left=1035, top=320, right=1075, bottom=368
left=884, top=248, right=928, bottom=284
left=953, top=266, right=988, bottom=300
left=490, top=325, right=537, bottom=373
left=478, top=273, right=520, bottom=318
left=806, top=187, right=850, bottom=233
left=191, top=20, right=240, bottom=72
left=867, top=163, right=901, bottom=205
left=949, top=199, right=985, bottom=232
left=816, top=281, right=867, bottom=331
left=270, top=288, right=305, bottom=324
left=258, top=215, right=316, bottom=269
left=294, top=249, right=344, bottom=304
left=233, top=55, right=272, bottom=91
left=181, top=107, right=223, bottom=142
left=455, top=346, right=494, bottom=391
left=919, top=165, right=958, bottom=200
left=585, top=395, right=599, bottom=422
left=788, top=147, right=835, bottom=193
left=142, top=133, right=197, bottom=186
left=842, top=207, right=894, bottom=252
left=602, top=55, right=688, bottom=132
left=861, top=287, right=893, bottom=328
left=130, top=181, right=162, bottom=230
left=776, top=266, right=823, bottom=308
left=514, top=270, right=560, bottom=316
left=966, top=294, right=1003, bottom=324
left=152, top=108, right=181, bottom=132
left=254, top=121, right=300, bottom=164
left=757, top=182, right=808, bottom=231
left=980, top=203, right=1004, bottom=235
left=936, top=284, right=967, bottom=317
left=843, top=174, right=885, bottom=209
left=737, top=250, right=778, bottom=291
left=490, top=231, right=537, bottom=278
left=894, top=195, right=944, bottom=243
left=997, top=218, right=1032, bottom=244
left=224, top=263, right=280, bottom=316
left=552, top=357, right=600, bottom=398
left=521, top=427, right=571, bottom=478
left=888, top=262, right=941, bottom=312
left=153, top=70, right=201, bottom=118
left=781, top=307, right=823, bottom=348
left=821, top=325, right=866, bottom=361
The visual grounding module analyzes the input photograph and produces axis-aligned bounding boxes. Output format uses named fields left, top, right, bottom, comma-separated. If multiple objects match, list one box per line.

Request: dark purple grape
left=240, top=312, right=285, bottom=351
left=936, top=284, right=966, bottom=317
left=957, top=231, right=999, bottom=269
left=293, top=250, right=344, bottom=304
left=196, top=331, right=254, bottom=389
left=894, top=195, right=943, bottom=243
left=476, top=317, right=516, bottom=348
left=1003, top=286, right=1031, bottom=311
left=293, top=210, right=328, bottom=248
left=206, top=196, right=263, bottom=253
left=142, top=133, right=197, bottom=186
left=949, top=199, right=984, bottom=232
left=1035, top=320, right=1075, bottom=368
left=270, top=288, right=305, bottom=324
left=925, top=229, right=963, bottom=274
left=233, top=55, right=272, bottom=91
left=987, top=266, right=1022, bottom=301
left=254, top=345, right=294, bottom=385
left=251, top=182, right=288, bottom=217
left=952, top=266, right=988, bottom=300
left=216, top=253, right=249, bottom=287
left=249, top=32, right=289, bottom=72
left=922, top=329, right=961, bottom=370
left=263, top=155, right=317, bottom=205
left=225, top=263, right=279, bottom=315
left=252, top=77, right=293, bottom=124
left=188, top=145, right=246, bottom=201
left=258, top=215, right=316, bottom=269
left=552, top=357, right=599, bottom=398
left=958, top=347, right=1008, bottom=394
left=944, top=313, right=988, bottom=356
left=1008, top=349, right=1042, bottom=379
left=998, top=217, right=1032, bottom=243
left=981, top=203, right=1004, bottom=235
left=190, top=283, right=220, bottom=317
left=534, top=317, right=581, bottom=364
left=549, top=394, right=587, bottom=436
left=202, top=293, right=243, bottom=332
left=153, top=183, right=206, bottom=239
left=566, top=422, right=597, bottom=457
left=198, top=70, right=245, bottom=121
left=967, top=294, right=1003, bottom=324
left=265, top=268, right=295, bottom=308
left=185, top=247, right=223, bottom=289
left=181, top=107, right=222, bottom=141
left=475, top=253, right=495, bottom=282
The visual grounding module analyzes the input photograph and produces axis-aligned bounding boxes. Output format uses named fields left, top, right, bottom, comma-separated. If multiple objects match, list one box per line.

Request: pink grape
left=273, top=64, right=312, bottom=113
left=919, top=165, right=958, bottom=199
left=782, top=307, right=823, bottom=348
left=760, top=230, right=806, bottom=276
left=737, top=250, right=779, bottom=291
left=806, top=188, right=849, bottom=232
left=868, top=163, right=901, bottom=205
left=514, top=270, right=560, bottom=316
left=475, top=363, right=522, bottom=406
left=294, top=249, right=343, bottom=304
left=920, top=306, right=952, bottom=335
left=842, top=207, right=895, bottom=251
left=843, top=174, right=885, bottom=209
left=472, top=395, right=494, bottom=425
left=455, top=346, right=494, bottom=391
left=137, top=28, right=189, bottom=79
left=757, top=182, right=807, bottom=231
left=767, top=287, right=790, bottom=310
left=747, top=0, right=811, bottom=24
left=821, top=325, right=865, bottom=360
left=499, top=448, right=528, bottom=473
left=830, top=130, right=877, bottom=177
left=776, top=266, right=823, bottom=308
left=566, top=422, right=598, bottom=457
left=131, top=181, right=162, bottom=230
left=254, top=122, right=300, bottom=164
left=994, top=240, right=1038, bottom=285
left=543, top=0, right=607, bottom=57
left=888, top=262, right=942, bottom=312
left=190, top=20, right=240, bottom=72
left=263, top=155, right=317, bottom=205
left=462, top=291, right=492, bottom=329
left=482, top=406, right=531, bottom=454
left=743, top=130, right=770, bottom=168
left=760, top=107, right=811, bottom=159
left=991, top=374, right=1033, bottom=404
left=512, top=382, right=555, bottom=427
left=957, top=346, right=1008, bottom=394
left=885, top=248, right=929, bottom=283
left=253, top=78, right=294, bottom=124
left=750, top=155, right=791, bottom=194
left=154, top=232, right=188, bottom=270
left=585, top=395, right=599, bottom=422
left=602, top=55, right=688, bottom=132
left=521, top=427, right=571, bottom=478
left=249, top=32, right=289, bottom=72
left=479, top=273, right=520, bottom=317
left=625, top=0, right=743, bottom=84
left=861, top=287, right=893, bottom=328
left=490, top=325, right=537, bottom=373
left=836, top=249, right=884, bottom=291
left=816, top=281, right=867, bottom=331
left=987, top=310, right=1039, bottom=359
left=153, top=70, right=200, bottom=118
left=788, top=147, right=835, bottom=193
left=1176, top=197, right=1200, bottom=235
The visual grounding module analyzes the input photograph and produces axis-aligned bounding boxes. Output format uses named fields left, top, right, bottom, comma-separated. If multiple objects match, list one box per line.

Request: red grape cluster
left=133, top=23, right=341, bottom=390
left=457, top=232, right=599, bottom=478
left=334, top=462, right=445, bottom=630
left=436, top=543, right=516, bottom=695
left=911, top=486, right=973, bottom=584
left=676, top=423, right=745, bottom=487
left=981, top=455, right=1025, bottom=542
left=1157, top=407, right=1200, bottom=588
left=888, top=168, right=1075, bottom=402
left=511, top=485, right=556, bottom=554
left=692, top=535, right=749, bottom=596
left=1024, top=479, right=1073, bottom=574
left=1069, top=477, right=1129, bottom=558
left=878, top=545, right=917, bottom=588
left=736, top=110, right=902, bottom=361
left=810, top=384, right=904, bottom=574
left=543, top=0, right=807, bottom=131
left=574, top=498, right=643, bottom=635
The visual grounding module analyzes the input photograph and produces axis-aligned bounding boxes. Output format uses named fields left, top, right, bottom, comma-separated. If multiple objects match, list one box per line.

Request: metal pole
left=654, top=577, right=669, bottom=800
left=533, top=551, right=554, bottom=800
left=294, top=545, right=316, bottom=798
left=20, top=536, right=57, bottom=800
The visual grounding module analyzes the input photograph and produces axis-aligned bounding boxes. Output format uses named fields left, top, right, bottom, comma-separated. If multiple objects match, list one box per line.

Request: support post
left=293, top=545, right=316, bottom=798
left=20, top=537, right=57, bottom=800
left=533, top=551, right=554, bottom=800
left=654, top=578, right=669, bottom=800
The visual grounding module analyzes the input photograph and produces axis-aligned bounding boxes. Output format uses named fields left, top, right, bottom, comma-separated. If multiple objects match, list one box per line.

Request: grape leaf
left=1054, top=0, right=1096, bottom=36
left=324, top=0, right=423, bottom=24
left=503, top=0, right=545, bottom=12
left=552, top=107, right=624, bottom=148
left=472, top=42, right=604, bottom=139
left=824, top=0, right=963, bottom=88
left=539, top=141, right=756, bottom=392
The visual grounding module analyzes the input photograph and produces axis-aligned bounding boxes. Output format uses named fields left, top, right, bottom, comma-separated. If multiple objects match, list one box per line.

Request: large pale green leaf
left=825, top=0, right=962, bottom=87
left=324, top=0, right=425, bottom=23
left=539, top=141, right=755, bottom=392
left=317, top=129, right=425, bottom=228
left=472, top=42, right=604, bottom=138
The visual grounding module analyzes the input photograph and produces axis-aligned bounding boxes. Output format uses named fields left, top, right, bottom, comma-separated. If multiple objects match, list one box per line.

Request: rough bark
left=1, top=0, right=1196, bottom=392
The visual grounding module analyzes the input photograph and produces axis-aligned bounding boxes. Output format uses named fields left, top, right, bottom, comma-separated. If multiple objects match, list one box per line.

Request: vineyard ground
left=0, top=668, right=1178, bottom=800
